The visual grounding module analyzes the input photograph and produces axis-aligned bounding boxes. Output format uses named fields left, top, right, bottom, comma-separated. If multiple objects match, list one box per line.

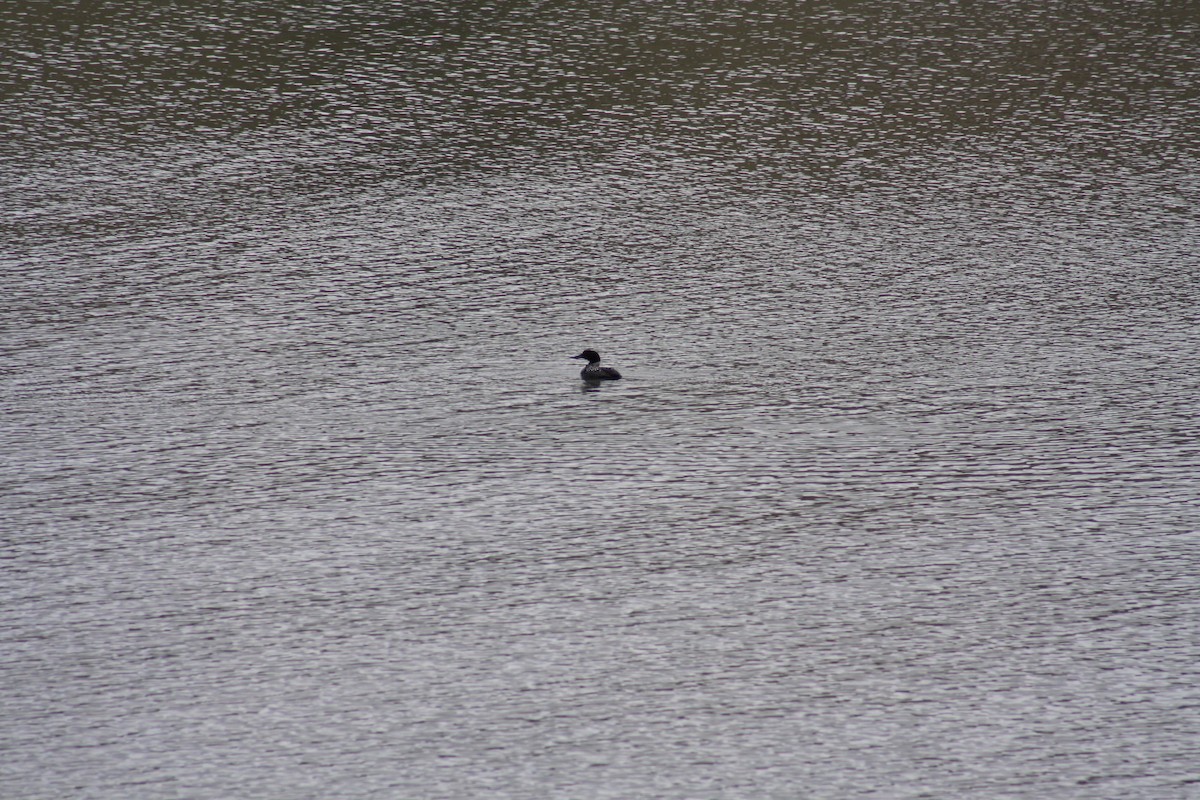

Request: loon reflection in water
left=571, top=349, right=622, bottom=380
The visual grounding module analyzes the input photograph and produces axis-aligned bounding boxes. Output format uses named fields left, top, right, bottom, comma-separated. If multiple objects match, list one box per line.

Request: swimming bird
left=571, top=349, right=622, bottom=380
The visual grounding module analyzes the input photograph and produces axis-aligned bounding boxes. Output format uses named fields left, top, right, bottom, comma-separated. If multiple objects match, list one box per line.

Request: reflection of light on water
left=4, top=2, right=1198, bottom=798
left=581, top=378, right=620, bottom=393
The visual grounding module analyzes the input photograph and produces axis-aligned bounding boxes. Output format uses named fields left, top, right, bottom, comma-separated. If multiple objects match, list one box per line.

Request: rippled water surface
left=3, top=2, right=1198, bottom=798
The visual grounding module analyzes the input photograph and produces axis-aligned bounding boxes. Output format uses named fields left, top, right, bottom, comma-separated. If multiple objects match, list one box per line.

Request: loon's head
left=571, top=349, right=602, bottom=364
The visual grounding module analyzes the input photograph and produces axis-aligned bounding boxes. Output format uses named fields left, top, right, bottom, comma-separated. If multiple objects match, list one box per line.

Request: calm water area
left=2, top=2, right=1199, bottom=798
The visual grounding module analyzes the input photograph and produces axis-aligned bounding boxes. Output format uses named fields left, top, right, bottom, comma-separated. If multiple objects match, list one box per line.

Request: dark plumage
left=571, top=349, right=622, bottom=380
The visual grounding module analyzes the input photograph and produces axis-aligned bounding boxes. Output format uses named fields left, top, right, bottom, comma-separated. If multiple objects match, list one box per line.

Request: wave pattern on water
left=2, top=1, right=1199, bottom=798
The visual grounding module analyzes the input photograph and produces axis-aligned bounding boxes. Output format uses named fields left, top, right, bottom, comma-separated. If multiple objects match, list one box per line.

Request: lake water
left=2, top=2, right=1198, bottom=798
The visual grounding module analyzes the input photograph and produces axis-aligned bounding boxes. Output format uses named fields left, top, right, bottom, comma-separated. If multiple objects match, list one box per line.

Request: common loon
left=571, top=349, right=622, bottom=380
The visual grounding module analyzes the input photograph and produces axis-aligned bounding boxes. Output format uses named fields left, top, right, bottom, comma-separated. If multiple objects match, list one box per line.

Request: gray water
left=3, top=2, right=1199, bottom=798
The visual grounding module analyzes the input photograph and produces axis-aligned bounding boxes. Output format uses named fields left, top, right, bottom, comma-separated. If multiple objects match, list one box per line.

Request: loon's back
left=582, top=363, right=622, bottom=380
